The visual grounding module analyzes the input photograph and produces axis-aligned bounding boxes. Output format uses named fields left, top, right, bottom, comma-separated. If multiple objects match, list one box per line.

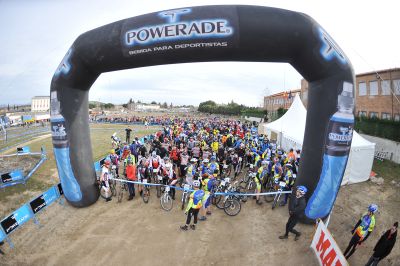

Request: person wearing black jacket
left=365, top=222, right=398, bottom=266
left=279, top=185, right=308, bottom=241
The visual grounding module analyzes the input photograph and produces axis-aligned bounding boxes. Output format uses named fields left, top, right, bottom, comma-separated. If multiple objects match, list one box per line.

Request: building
left=300, top=68, right=400, bottom=121
left=355, top=68, right=400, bottom=121
left=263, top=89, right=301, bottom=118
left=31, top=96, right=50, bottom=112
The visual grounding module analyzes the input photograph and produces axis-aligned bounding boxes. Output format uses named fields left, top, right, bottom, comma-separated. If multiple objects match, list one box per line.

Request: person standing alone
left=365, top=222, right=397, bottom=266
left=125, top=126, right=132, bottom=143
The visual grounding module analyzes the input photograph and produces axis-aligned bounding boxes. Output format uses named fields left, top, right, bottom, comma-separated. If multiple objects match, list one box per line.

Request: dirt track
left=1, top=179, right=399, bottom=266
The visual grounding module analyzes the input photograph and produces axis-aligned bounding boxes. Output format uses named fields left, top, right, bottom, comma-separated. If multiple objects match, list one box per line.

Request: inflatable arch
left=50, top=5, right=355, bottom=220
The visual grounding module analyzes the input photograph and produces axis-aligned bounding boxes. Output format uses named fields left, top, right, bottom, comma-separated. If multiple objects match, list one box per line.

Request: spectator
left=125, top=126, right=132, bottom=143
left=125, top=159, right=137, bottom=200
left=365, top=222, right=398, bottom=266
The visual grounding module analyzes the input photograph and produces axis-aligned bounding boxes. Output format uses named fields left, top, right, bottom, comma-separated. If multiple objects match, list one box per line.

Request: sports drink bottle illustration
left=306, top=82, right=354, bottom=219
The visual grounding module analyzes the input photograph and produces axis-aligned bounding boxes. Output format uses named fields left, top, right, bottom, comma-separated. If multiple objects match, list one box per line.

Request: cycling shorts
left=204, top=194, right=211, bottom=208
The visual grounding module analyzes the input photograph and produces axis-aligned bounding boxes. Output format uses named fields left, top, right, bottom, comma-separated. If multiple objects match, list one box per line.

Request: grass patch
left=0, top=124, right=159, bottom=217
left=372, top=159, right=400, bottom=183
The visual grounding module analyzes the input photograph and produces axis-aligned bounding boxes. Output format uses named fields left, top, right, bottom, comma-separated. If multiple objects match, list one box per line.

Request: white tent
left=260, top=94, right=375, bottom=185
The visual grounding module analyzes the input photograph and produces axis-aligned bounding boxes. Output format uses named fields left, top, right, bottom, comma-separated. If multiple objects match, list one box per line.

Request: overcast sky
left=0, top=0, right=398, bottom=107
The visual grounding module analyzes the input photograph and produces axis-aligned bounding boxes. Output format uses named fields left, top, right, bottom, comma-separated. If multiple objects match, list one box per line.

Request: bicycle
left=181, top=183, right=191, bottom=210
left=223, top=182, right=242, bottom=216
left=110, top=165, right=117, bottom=197
left=142, top=179, right=150, bottom=203
left=160, top=185, right=173, bottom=211
left=264, top=175, right=276, bottom=203
left=152, top=169, right=162, bottom=198
left=271, top=180, right=287, bottom=209
left=117, top=177, right=128, bottom=203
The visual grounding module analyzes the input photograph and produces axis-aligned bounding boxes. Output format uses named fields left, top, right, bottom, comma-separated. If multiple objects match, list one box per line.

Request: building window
left=369, top=80, right=378, bottom=96
left=369, top=112, right=378, bottom=118
left=394, top=79, right=400, bottom=95
left=381, top=113, right=391, bottom=120
left=358, top=111, right=367, bottom=117
left=359, top=82, right=367, bottom=96
left=394, top=114, right=400, bottom=122
left=381, top=80, right=391, bottom=95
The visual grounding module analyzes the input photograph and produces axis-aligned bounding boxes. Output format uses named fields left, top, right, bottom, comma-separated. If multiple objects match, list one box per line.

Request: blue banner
left=0, top=227, right=6, bottom=242
left=1, top=170, right=23, bottom=184
left=0, top=204, right=34, bottom=235
left=17, top=146, right=31, bottom=154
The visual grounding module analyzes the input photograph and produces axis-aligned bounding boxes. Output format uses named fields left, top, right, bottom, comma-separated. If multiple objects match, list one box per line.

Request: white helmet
left=193, top=180, right=200, bottom=188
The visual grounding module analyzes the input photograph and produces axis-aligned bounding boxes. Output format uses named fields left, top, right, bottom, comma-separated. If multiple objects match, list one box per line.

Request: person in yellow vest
left=211, top=139, right=219, bottom=153
left=180, top=180, right=205, bottom=231
left=343, top=204, right=378, bottom=259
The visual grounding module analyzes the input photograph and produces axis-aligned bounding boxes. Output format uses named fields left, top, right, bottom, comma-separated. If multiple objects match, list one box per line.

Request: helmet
left=297, top=185, right=308, bottom=194
left=285, top=163, right=292, bottom=169
left=127, top=158, right=133, bottom=164
left=210, top=156, right=216, bottom=161
left=152, top=151, right=157, bottom=157
left=368, top=204, right=378, bottom=213
left=110, top=149, right=115, bottom=154
left=193, top=180, right=200, bottom=188
left=190, top=158, right=198, bottom=163
left=104, top=159, right=111, bottom=166
left=203, top=159, right=209, bottom=163
left=261, top=160, right=267, bottom=166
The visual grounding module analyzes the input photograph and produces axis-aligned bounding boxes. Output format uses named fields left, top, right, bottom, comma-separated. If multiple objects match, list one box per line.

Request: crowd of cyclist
left=100, top=117, right=304, bottom=210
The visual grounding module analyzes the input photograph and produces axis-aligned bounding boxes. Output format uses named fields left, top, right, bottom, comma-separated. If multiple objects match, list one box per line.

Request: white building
left=31, top=96, right=50, bottom=112
left=136, top=104, right=160, bottom=111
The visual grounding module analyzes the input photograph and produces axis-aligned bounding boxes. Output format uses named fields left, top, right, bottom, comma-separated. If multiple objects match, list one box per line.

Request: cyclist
left=200, top=159, right=209, bottom=176
left=180, top=180, right=205, bottom=231
left=279, top=185, right=308, bottom=241
left=344, top=204, right=378, bottom=259
left=272, top=157, right=283, bottom=185
left=162, top=157, right=177, bottom=200
left=208, top=156, right=220, bottom=177
left=199, top=173, right=215, bottom=221
left=137, top=157, right=151, bottom=197
left=180, top=151, right=190, bottom=179
left=280, top=163, right=294, bottom=206
left=185, top=158, right=197, bottom=186
left=254, top=160, right=268, bottom=205
left=150, top=151, right=162, bottom=179
left=100, top=159, right=112, bottom=202
left=109, top=149, right=120, bottom=177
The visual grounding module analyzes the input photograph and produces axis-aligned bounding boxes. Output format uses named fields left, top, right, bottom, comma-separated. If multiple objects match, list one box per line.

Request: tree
left=129, top=98, right=133, bottom=104
left=151, top=101, right=157, bottom=104
left=162, top=102, right=168, bottom=108
left=170, top=102, right=173, bottom=109
left=89, top=103, right=96, bottom=109
left=277, top=107, right=287, bottom=118
left=122, top=104, right=128, bottom=108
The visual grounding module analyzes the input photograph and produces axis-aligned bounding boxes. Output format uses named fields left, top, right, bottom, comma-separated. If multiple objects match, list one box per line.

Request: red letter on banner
left=316, top=230, right=332, bottom=261
left=322, top=249, right=337, bottom=266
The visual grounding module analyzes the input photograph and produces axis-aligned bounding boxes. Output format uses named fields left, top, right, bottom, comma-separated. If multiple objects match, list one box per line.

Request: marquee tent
left=260, top=94, right=375, bottom=185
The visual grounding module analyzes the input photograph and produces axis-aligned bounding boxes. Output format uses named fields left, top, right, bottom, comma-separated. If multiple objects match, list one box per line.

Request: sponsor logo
left=55, top=48, right=72, bottom=76
left=125, top=8, right=233, bottom=47
left=319, top=28, right=346, bottom=64
left=328, top=127, right=353, bottom=142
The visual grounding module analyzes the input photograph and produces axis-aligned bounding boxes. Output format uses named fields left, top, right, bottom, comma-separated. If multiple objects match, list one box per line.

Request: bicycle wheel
left=117, top=185, right=123, bottom=203
left=247, top=181, right=255, bottom=192
left=142, top=187, right=150, bottom=204
left=161, top=193, right=173, bottom=211
left=224, top=198, right=241, bottom=216
left=272, top=193, right=281, bottom=209
left=264, top=184, right=275, bottom=203
left=110, top=182, right=117, bottom=197
left=216, top=195, right=227, bottom=209
left=100, top=186, right=108, bottom=199
left=156, top=183, right=161, bottom=198
left=181, top=193, right=186, bottom=210
left=236, top=186, right=247, bottom=202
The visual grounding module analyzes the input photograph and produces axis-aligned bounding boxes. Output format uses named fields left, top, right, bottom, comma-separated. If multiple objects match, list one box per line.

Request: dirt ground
left=0, top=177, right=399, bottom=266
left=0, top=155, right=42, bottom=177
